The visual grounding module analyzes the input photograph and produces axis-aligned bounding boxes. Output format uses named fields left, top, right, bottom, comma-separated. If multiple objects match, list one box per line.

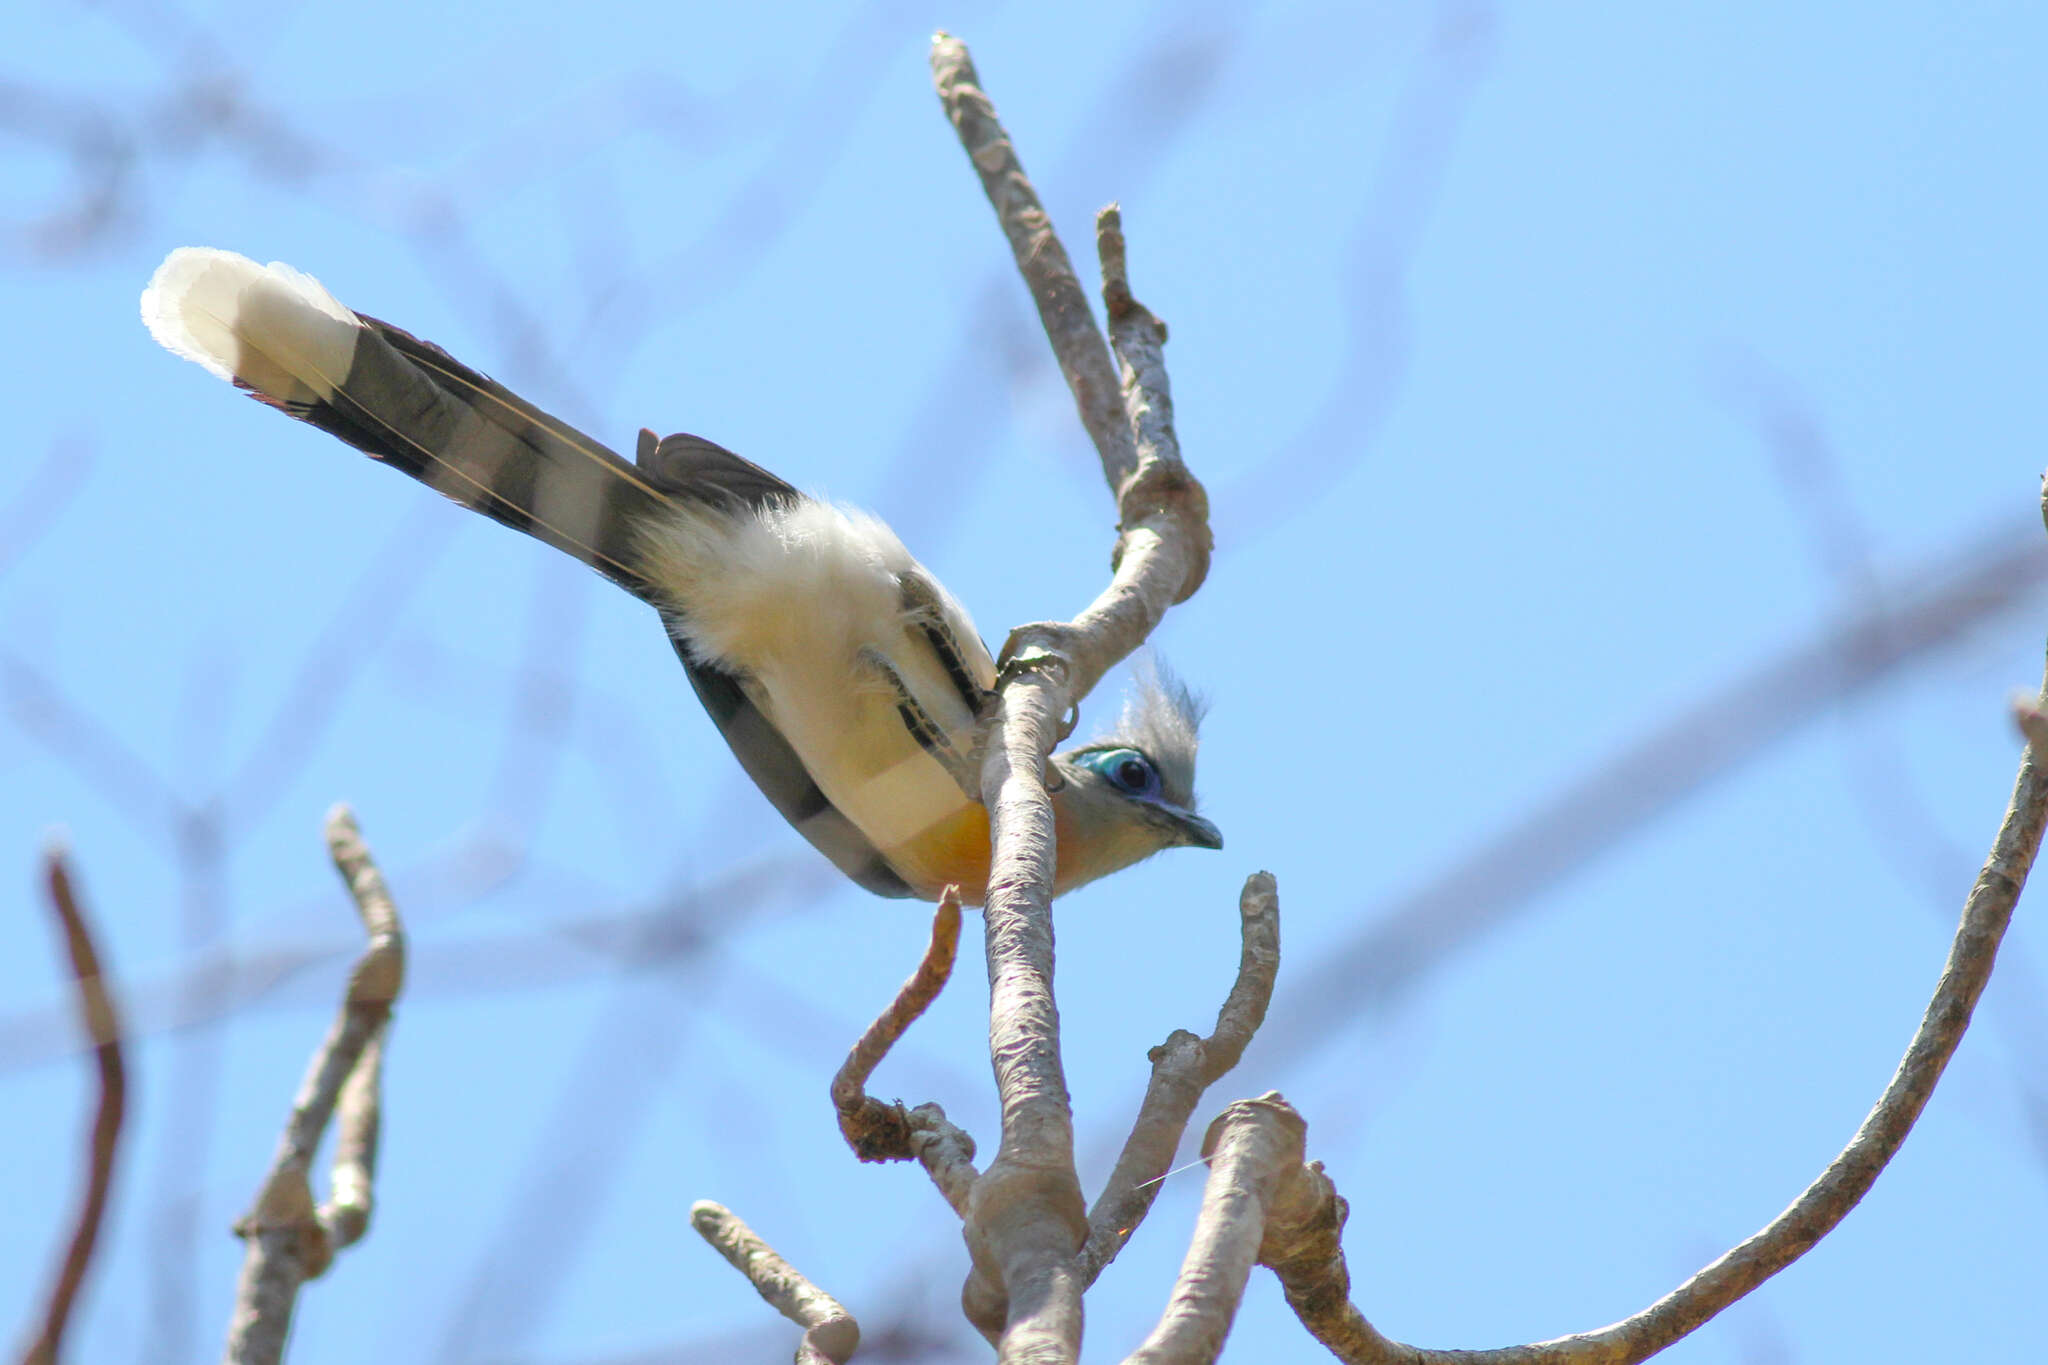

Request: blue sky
left=4, top=2, right=2046, bottom=1361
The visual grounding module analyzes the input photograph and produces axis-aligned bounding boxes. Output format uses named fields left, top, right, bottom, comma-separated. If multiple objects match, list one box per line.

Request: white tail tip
left=140, top=247, right=360, bottom=399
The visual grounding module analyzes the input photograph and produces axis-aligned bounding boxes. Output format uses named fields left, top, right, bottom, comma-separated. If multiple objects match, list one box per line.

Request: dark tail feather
left=142, top=247, right=676, bottom=603
left=310, top=314, right=674, bottom=600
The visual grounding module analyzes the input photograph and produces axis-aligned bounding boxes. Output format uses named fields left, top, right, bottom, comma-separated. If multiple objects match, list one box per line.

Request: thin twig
left=1258, top=664, right=2048, bottom=1364
left=833, top=889, right=964, bottom=1157
left=929, top=32, right=1136, bottom=487
left=19, top=847, right=127, bottom=1365
left=830, top=890, right=984, bottom=1213
left=222, top=806, right=406, bottom=1365
left=689, top=1202, right=860, bottom=1365
left=1096, top=203, right=1210, bottom=606
left=1081, top=873, right=1279, bottom=1284
left=316, top=807, right=402, bottom=1258
left=1124, top=1096, right=1307, bottom=1365
left=993, top=210, right=1212, bottom=710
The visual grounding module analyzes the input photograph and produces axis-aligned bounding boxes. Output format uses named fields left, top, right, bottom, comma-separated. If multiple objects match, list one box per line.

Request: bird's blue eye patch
left=1074, top=747, right=1161, bottom=799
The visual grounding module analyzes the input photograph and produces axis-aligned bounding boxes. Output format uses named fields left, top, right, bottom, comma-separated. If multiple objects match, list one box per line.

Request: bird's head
left=1047, top=661, right=1221, bottom=894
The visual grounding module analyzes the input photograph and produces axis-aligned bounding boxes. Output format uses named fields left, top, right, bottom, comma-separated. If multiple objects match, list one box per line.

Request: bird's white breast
left=634, top=496, right=995, bottom=861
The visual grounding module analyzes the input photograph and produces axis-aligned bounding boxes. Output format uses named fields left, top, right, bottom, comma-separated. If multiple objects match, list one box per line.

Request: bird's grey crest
left=1098, top=655, right=1206, bottom=810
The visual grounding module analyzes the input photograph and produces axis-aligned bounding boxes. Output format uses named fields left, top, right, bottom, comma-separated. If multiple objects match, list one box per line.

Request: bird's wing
left=637, top=429, right=800, bottom=510
left=676, top=647, right=915, bottom=897
left=633, top=431, right=918, bottom=896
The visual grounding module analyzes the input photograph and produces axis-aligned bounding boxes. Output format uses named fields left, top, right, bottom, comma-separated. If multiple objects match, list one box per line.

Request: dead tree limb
left=1254, top=665, right=2048, bottom=1364
left=690, top=1201, right=860, bottom=1365
left=221, top=806, right=405, bottom=1365
left=17, top=847, right=126, bottom=1365
left=930, top=34, right=1216, bottom=1361
left=831, top=889, right=983, bottom=1214
left=1081, top=872, right=1279, bottom=1285
left=1124, top=1095, right=1308, bottom=1365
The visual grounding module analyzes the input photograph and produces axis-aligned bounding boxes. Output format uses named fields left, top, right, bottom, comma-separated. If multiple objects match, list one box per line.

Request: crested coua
left=141, top=248, right=1221, bottom=901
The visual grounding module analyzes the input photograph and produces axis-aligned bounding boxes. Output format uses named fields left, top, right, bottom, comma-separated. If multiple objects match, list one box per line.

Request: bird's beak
left=1166, top=809, right=1224, bottom=850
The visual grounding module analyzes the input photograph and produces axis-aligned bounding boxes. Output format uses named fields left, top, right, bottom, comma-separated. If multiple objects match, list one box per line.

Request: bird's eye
left=1080, top=747, right=1159, bottom=797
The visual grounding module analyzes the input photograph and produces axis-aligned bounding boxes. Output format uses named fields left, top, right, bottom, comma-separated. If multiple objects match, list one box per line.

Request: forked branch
left=1081, top=873, right=1280, bottom=1284
left=1252, top=669, right=2048, bottom=1364
left=222, top=806, right=405, bottom=1365
left=930, top=32, right=1217, bottom=1363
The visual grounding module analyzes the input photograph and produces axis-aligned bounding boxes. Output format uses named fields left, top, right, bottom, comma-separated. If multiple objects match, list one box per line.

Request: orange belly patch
left=885, top=801, right=994, bottom=902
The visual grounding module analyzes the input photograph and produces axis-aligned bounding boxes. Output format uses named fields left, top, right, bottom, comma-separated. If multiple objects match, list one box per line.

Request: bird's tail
left=141, top=247, right=673, bottom=601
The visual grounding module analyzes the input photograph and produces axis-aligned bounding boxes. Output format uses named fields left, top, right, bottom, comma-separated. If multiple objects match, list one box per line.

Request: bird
left=140, top=247, right=1221, bottom=902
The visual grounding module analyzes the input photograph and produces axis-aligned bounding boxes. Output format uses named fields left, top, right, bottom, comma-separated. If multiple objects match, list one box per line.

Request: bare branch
left=318, top=1026, right=385, bottom=1256
left=222, top=806, right=406, bottom=1365
left=1081, top=873, right=1280, bottom=1283
left=931, top=35, right=1216, bottom=1362
left=314, top=807, right=401, bottom=1261
left=2014, top=693, right=2048, bottom=758
left=1256, top=671, right=2048, bottom=1364
left=689, top=1202, right=860, bottom=1365
left=18, top=846, right=127, bottom=1365
left=967, top=660, right=1089, bottom=1359
left=996, top=209, right=1213, bottom=708
left=1124, top=1096, right=1308, bottom=1365
left=325, top=804, right=405, bottom=986
left=1253, top=1148, right=1380, bottom=1362
left=1097, top=203, right=1209, bottom=605
left=831, top=890, right=984, bottom=1213
left=928, top=32, right=1106, bottom=1363
left=929, top=33, right=1136, bottom=487
left=904, top=1102, right=984, bottom=1220
left=833, top=888, right=965, bottom=1153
